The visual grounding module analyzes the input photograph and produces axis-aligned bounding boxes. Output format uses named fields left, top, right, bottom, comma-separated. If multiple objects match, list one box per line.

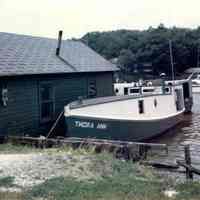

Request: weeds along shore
left=0, top=143, right=200, bottom=200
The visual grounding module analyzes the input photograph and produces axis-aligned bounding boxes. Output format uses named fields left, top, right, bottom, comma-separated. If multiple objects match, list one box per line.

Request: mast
left=197, top=44, right=200, bottom=68
left=169, top=40, right=175, bottom=85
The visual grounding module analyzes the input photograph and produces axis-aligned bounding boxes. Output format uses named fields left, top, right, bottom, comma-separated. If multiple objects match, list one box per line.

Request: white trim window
left=39, top=82, right=54, bottom=123
left=88, top=80, right=97, bottom=98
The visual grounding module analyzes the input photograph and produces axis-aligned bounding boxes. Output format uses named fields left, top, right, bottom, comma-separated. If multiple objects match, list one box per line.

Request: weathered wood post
left=184, top=145, right=193, bottom=180
left=139, top=145, right=148, bottom=160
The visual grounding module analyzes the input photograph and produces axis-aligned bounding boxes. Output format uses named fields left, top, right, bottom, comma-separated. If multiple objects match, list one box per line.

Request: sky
left=0, top=0, right=200, bottom=39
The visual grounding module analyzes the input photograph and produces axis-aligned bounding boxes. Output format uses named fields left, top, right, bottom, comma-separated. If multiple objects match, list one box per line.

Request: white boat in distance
left=114, top=76, right=193, bottom=113
left=65, top=82, right=186, bottom=142
left=192, top=74, right=200, bottom=93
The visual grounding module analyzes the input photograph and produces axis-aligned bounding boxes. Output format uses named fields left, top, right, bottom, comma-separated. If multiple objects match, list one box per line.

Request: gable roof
left=0, top=32, right=117, bottom=77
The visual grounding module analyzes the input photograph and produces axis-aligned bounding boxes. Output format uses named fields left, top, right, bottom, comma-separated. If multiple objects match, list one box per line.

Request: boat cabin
left=114, top=78, right=193, bottom=113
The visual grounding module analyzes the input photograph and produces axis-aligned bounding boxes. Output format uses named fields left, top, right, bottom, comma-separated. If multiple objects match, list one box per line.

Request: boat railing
left=69, top=88, right=173, bottom=110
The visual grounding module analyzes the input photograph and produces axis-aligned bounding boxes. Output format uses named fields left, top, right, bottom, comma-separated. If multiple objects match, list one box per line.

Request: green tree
left=118, top=49, right=136, bottom=72
left=81, top=25, right=200, bottom=75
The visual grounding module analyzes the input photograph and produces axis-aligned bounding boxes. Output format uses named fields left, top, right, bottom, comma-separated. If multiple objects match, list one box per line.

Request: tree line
left=81, top=24, right=200, bottom=75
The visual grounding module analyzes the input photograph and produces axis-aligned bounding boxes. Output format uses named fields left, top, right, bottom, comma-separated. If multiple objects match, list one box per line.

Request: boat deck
left=69, top=92, right=171, bottom=109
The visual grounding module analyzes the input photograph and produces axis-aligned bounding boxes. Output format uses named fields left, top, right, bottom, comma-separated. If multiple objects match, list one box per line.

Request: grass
left=175, top=181, right=200, bottom=200
left=0, top=143, right=200, bottom=200
left=0, top=143, right=40, bottom=154
left=25, top=156, right=167, bottom=200
left=0, top=177, right=15, bottom=187
left=24, top=153, right=170, bottom=200
left=0, top=176, right=23, bottom=200
left=0, top=192, right=24, bottom=200
left=0, top=142, right=74, bottom=154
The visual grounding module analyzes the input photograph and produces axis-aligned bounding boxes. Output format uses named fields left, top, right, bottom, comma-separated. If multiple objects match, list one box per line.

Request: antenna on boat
left=197, top=43, right=200, bottom=68
left=169, top=40, right=175, bottom=86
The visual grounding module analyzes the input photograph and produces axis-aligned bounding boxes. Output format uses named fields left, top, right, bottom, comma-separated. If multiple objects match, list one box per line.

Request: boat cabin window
left=115, top=88, right=119, bottom=94
left=88, top=80, right=97, bottom=98
left=39, top=82, right=54, bottom=123
left=165, top=87, right=170, bottom=93
left=129, top=88, right=140, bottom=94
left=154, top=99, right=157, bottom=107
left=138, top=100, right=144, bottom=114
left=142, top=88, right=154, bottom=93
left=124, top=87, right=128, bottom=95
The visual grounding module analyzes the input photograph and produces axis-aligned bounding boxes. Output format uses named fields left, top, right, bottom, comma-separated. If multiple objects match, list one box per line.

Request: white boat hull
left=192, top=86, right=200, bottom=93
left=65, top=111, right=184, bottom=141
left=65, top=89, right=185, bottom=141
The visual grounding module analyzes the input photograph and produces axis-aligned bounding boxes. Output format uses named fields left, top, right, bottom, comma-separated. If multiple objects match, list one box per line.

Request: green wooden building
left=0, top=31, right=117, bottom=137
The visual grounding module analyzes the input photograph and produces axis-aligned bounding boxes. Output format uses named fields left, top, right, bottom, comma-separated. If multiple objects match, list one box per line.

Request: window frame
left=138, top=100, right=144, bottom=114
left=39, top=82, right=55, bottom=123
left=129, top=88, right=140, bottom=94
left=124, top=87, right=128, bottom=95
left=0, top=81, right=8, bottom=107
left=88, top=79, right=97, bottom=98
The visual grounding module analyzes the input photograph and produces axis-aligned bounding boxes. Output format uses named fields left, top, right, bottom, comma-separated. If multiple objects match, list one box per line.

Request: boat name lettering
left=75, top=121, right=94, bottom=128
left=74, top=121, right=107, bottom=130
left=97, top=123, right=107, bottom=130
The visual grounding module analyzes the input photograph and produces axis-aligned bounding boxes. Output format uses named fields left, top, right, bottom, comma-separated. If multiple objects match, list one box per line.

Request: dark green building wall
left=0, top=72, right=114, bottom=137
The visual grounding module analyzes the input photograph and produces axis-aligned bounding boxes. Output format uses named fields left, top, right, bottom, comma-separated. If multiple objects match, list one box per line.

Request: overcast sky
left=0, top=0, right=199, bottom=39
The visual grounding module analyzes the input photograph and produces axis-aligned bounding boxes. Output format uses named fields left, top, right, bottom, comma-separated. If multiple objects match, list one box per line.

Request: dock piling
left=184, top=145, right=193, bottom=180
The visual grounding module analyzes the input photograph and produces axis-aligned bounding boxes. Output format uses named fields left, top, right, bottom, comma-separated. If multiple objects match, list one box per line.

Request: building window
left=138, top=100, right=144, bottom=114
left=88, top=80, right=97, bottom=98
left=39, top=83, right=54, bottom=123
left=0, top=82, right=8, bottom=107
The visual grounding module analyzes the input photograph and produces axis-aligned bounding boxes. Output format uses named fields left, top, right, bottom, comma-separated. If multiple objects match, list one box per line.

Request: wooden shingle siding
left=0, top=72, right=114, bottom=137
left=94, top=73, right=114, bottom=97
left=0, top=78, right=38, bottom=136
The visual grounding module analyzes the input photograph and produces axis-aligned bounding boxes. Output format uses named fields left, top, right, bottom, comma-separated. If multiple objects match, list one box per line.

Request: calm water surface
left=151, top=93, right=200, bottom=170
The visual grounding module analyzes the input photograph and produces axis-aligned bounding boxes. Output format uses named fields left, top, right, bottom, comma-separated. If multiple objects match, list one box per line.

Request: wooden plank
left=177, top=160, right=200, bottom=176
left=8, top=136, right=167, bottom=149
left=141, top=161, right=179, bottom=169
left=7, top=136, right=167, bottom=161
left=67, top=137, right=167, bottom=148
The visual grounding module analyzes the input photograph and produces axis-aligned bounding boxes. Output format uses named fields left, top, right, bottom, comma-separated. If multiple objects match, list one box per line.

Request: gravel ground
left=0, top=150, right=96, bottom=191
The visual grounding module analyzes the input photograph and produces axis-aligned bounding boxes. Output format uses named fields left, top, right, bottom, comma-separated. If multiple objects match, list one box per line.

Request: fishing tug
left=64, top=80, right=188, bottom=141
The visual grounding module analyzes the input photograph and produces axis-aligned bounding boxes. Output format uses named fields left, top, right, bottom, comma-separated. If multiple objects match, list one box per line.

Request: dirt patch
left=0, top=150, right=96, bottom=190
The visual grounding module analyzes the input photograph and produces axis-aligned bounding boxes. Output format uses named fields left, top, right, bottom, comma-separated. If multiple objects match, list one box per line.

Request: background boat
left=192, top=74, right=200, bottom=93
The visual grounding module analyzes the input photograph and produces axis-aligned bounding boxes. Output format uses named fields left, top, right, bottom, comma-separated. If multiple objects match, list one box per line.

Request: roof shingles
left=0, top=32, right=117, bottom=76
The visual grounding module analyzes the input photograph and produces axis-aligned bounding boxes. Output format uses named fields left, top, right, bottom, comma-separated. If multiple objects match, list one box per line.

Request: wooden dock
left=7, top=136, right=168, bottom=161
left=6, top=136, right=200, bottom=180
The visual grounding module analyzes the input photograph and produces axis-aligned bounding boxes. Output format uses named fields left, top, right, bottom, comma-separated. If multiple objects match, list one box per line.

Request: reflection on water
left=153, top=94, right=200, bottom=145
left=151, top=93, right=200, bottom=170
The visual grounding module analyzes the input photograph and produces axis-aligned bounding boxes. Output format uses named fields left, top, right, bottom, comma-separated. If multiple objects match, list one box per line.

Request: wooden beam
left=141, top=161, right=179, bottom=169
left=177, top=160, right=200, bottom=176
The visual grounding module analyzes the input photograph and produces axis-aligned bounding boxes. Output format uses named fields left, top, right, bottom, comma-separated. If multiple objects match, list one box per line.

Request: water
left=150, top=93, right=200, bottom=179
